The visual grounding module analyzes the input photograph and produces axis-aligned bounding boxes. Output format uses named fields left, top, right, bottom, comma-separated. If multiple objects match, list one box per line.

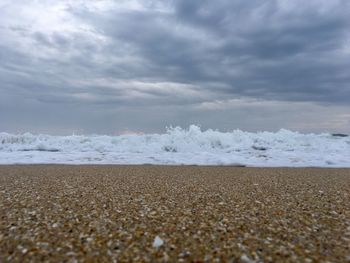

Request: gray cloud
left=71, top=0, right=350, bottom=102
left=0, top=0, right=350, bottom=134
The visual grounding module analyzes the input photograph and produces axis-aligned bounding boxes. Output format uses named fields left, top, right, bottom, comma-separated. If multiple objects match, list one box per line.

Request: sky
left=0, top=0, right=350, bottom=134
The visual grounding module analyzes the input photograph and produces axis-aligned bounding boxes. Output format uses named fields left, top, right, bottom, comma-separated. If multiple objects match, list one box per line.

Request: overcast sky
left=1, top=0, right=350, bottom=134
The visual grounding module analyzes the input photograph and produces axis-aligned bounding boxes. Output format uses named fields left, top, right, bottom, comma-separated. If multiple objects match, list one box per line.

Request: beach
left=1, top=165, right=350, bottom=262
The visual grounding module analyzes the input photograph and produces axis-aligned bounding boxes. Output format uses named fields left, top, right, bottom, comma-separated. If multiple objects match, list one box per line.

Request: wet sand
left=1, top=165, right=350, bottom=262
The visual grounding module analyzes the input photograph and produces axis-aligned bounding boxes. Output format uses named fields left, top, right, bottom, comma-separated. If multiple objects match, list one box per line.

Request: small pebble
left=152, top=236, right=164, bottom=248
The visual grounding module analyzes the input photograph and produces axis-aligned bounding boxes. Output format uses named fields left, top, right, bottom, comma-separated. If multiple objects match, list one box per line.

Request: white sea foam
left=0, top=125, right=349, bottom=167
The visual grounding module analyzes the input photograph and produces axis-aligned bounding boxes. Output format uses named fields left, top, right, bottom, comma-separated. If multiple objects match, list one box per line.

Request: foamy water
left=0, top=125, right=349, bottom=167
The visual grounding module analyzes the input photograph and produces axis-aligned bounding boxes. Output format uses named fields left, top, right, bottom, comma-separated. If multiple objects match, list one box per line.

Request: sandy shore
left=0, top=165, right=350, bottom=262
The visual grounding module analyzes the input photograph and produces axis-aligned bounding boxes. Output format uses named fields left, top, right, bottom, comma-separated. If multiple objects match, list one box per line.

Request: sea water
left=0, top=125, right=349, bottom=167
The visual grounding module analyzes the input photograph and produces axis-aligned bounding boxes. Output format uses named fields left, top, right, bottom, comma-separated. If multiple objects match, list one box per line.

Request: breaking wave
left=0, top=125, right=349, bottom=167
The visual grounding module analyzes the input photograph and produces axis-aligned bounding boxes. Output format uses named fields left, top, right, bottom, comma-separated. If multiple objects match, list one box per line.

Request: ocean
left=1, top=125, right=349, bottom=167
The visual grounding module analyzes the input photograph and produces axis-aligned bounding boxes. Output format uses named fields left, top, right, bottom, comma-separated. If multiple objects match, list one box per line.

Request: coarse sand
left=0, top=165, right=350, bottom=262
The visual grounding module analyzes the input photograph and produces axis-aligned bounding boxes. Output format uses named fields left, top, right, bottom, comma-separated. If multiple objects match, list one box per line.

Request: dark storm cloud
left=65, top=0, right=350, bottom=104
left=1, top=0, right=350, bottom=133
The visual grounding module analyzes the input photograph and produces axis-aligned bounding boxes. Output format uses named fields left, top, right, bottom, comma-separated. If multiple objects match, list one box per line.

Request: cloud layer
left=1, top=0, right=350, bottom=133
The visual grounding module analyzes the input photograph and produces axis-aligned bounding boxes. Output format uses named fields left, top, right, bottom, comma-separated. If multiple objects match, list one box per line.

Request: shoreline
left=1, top=163, right=350, bottom=169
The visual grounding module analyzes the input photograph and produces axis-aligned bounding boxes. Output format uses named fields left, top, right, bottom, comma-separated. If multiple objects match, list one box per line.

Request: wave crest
left=0, top=126, right=349, bottom=166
